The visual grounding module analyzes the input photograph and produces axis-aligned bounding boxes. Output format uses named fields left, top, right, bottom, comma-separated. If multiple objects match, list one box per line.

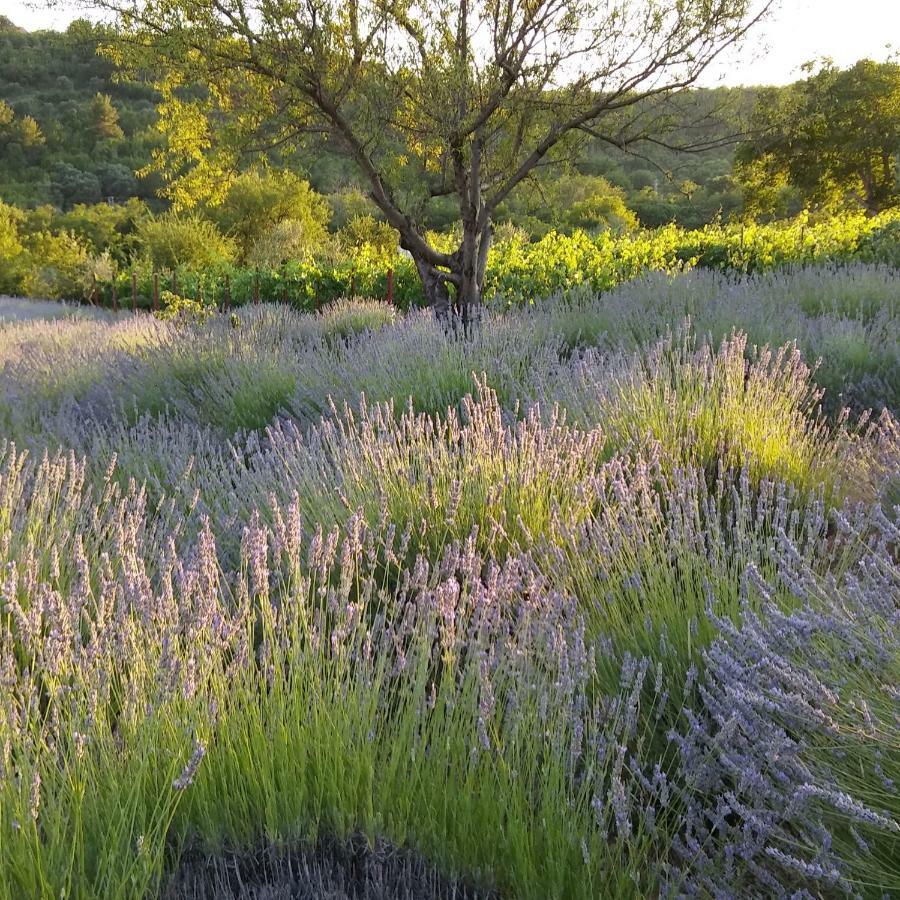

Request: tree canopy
left=737, top=59, right=900, bottom=216
left=87, top=0, right=771, bottom=314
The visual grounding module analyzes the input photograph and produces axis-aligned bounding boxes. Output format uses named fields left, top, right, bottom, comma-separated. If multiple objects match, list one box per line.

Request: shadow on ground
left=163, top=833, right=496, bottom=899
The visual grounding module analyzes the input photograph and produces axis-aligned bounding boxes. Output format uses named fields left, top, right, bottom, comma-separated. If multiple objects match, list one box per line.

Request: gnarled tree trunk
left=412, top=255, right=453, bottom=318
left=408, top=219, right=492, bottom=325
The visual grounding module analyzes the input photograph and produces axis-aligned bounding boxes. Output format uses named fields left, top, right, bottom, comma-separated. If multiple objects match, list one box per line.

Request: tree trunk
left=456, top=219, right=479, bottom=328
left=407, top=220, right=491, bottom=324
left=412, top=255, right=453, bottom=318
left=861, top=162, right=879, bottom=214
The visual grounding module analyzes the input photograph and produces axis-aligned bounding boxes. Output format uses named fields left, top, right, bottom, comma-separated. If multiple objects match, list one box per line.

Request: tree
left=0, top=201, right=27, bottom=294
left=207, top=169, right=330, bottom=262
left=0, top=16, right=26, bottom=33
left=51, top=163, right=103, bottom=207
left=136, top=211, right=236, bottom=269
left=737, top=59, right=900, bottom=216
left=499, top=173, right=637, bottom=236
left=0, top=101, right=14, bottom=134
left=15, top=116, right=46, bottom=155
left=98, top=162, right=140, bottom=199
left=90, top=93, right=125, bottom=141
left=97, top=0, right=771, bottom=318
left=16, top=117, right=45, bottom=148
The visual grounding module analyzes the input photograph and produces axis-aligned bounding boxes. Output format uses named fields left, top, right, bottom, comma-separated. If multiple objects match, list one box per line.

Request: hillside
left=0, top=19, right=165, bottom=208
left=0, top=18, right=749, bottom=226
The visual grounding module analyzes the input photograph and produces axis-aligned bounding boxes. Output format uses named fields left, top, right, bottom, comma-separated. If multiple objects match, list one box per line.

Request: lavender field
left=0, top=265, right=898, bottom=899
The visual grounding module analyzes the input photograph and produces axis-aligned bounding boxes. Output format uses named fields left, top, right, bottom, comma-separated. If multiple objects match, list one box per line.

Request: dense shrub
left=136, top=211, right=237, bottom=271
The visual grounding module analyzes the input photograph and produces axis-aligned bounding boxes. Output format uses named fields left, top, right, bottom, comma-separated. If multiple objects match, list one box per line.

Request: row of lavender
left=3, top=265, right=896, bottom=446
left=0, top=264, right=898, bottom=897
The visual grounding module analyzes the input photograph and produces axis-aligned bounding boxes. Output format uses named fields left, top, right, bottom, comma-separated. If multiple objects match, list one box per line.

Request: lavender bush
left=0, top=265, right=897, bottom=898
left=669, top=503, right=900, bottom=897
left=526, top=265, right=900, bottom=416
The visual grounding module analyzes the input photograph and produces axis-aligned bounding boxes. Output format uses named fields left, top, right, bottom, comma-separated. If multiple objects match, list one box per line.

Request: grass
left=603, top=333, right=847, bottom=496
left=0, top=272, right=897, bottom=899
left=317, top=296, right=399, bottom=343
left=0, top=295, right=121, bottom=323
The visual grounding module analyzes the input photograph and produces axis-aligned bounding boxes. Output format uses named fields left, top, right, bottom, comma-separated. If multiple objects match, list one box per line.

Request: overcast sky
left=3, top=0, right=897, bottom=87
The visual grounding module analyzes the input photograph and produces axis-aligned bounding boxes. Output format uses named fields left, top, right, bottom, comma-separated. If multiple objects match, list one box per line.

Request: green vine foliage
left=91, top=208, right=900, bottom=311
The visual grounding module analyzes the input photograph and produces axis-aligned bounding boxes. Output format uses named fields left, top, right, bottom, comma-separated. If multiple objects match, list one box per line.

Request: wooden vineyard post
left=253, top=271, right=260, bottom=306
left=386, top=268, right=394, bottom=306
left=152, top=273, right=159, bottom=312
left=131, top=271, right=137, bottom=313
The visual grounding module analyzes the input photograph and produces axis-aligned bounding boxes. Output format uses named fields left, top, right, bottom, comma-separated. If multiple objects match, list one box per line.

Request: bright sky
left=703, top=0, right=898, bottom=86
left=2, top=0, right=897, bottom=87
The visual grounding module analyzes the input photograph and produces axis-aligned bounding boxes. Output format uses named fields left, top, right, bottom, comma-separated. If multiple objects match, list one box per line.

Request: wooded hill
left=0, top=16, right=752, bottom=229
